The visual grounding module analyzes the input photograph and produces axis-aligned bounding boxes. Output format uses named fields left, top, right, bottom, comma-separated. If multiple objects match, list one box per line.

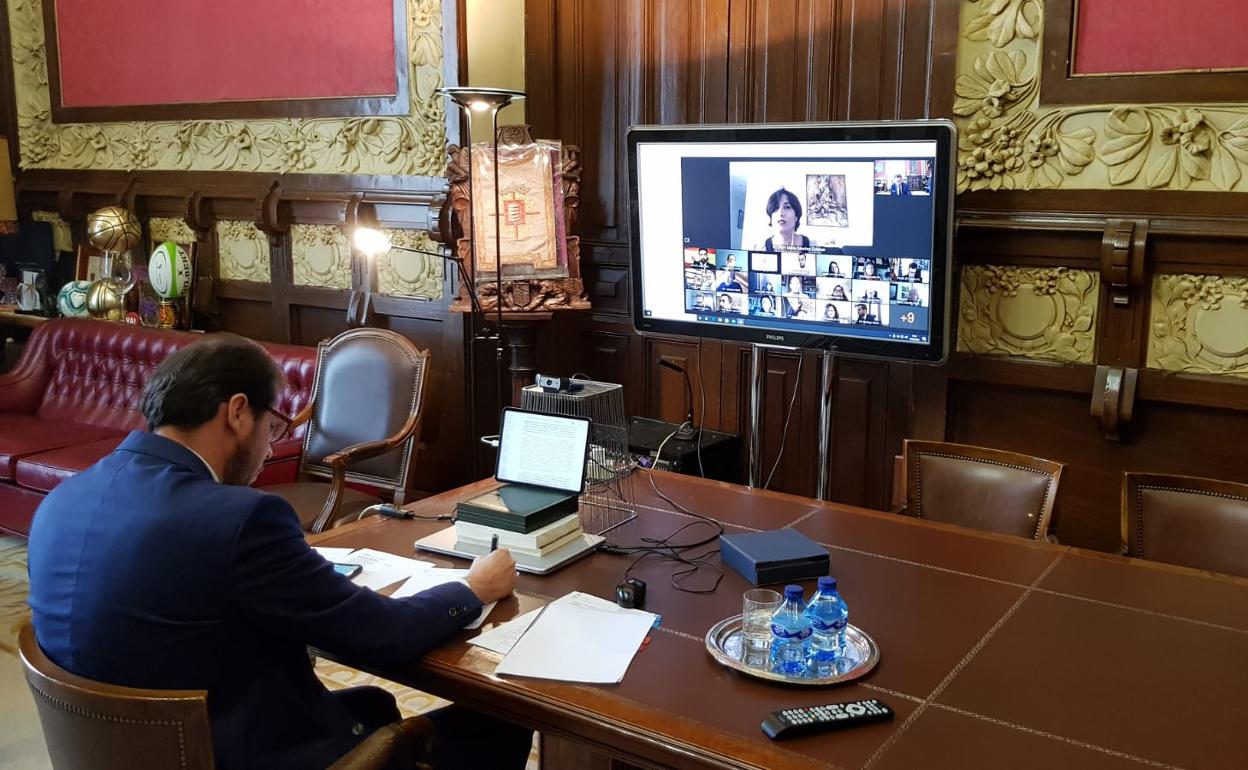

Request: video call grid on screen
left=635, top=140, right=938, bottom=346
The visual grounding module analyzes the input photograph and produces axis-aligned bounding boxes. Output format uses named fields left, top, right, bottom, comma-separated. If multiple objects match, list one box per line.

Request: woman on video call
left=785, top=295, right=810, bottom=319
left=757, top=188, right=815, bottom=251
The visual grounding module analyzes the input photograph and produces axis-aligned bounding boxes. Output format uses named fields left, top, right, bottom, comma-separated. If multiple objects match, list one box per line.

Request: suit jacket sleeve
left=229, top=495, right=483, bottom=668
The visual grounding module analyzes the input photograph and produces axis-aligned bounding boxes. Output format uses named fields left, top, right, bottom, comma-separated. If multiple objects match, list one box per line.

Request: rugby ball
left=56, top=280, right=91, bottom=317
left=148, top=242, right=193, bottom=299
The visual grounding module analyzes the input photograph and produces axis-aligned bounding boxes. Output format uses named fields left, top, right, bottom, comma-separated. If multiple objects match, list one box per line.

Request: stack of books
left=454, top=485, right=583, bottom=558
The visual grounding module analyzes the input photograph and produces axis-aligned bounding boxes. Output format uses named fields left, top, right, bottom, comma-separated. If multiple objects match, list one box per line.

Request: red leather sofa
left=0, top=318, right=316, bottom=537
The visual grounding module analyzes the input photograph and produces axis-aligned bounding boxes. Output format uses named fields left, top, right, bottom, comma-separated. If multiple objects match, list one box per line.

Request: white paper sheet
left=312, top=546, right=357, bottom=562
left=390, top=568, right=497, bottom=630
left=468, top=607, right=542, bottom=655
left=494, top=592, right=657, bottom=683
left=348, top=548, right=435, bottom=591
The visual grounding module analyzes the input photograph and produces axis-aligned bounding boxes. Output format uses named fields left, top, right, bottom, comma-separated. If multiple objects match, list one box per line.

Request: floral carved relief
left=216, top=221, right=271, bottom=283
left=954, top=0, right=1248, bottom=192
left=1148, top=274, right=1248, bottom=378
left=957, top=265, right=1098, bottom=363
left=6, top=0, right=447, bottom=176
left=149, top=217, right=196, bottom=247
left=292, top=224, right=352, bottom=290
left=376, top=229, right=443, bottom=300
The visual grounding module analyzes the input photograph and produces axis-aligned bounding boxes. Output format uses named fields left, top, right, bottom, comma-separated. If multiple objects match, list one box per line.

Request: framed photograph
left=74, top=245, right=104, bottom=282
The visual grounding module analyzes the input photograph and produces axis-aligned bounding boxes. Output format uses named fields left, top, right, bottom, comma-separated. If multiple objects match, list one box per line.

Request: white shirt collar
left=184, top=445, right=221, bottom=483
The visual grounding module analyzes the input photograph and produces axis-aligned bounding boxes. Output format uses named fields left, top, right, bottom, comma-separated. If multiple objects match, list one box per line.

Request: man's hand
left=465, top=548, right=518, bottom=604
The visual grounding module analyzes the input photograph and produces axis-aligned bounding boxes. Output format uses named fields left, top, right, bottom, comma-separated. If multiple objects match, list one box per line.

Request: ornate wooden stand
left=445, top=126, right=589, bottom=402
left=500, top=311, right=552, bottom=405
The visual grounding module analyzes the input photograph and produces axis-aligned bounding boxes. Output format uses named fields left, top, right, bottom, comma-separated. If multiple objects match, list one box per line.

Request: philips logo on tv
left=765, top=334, right=786, bottom=342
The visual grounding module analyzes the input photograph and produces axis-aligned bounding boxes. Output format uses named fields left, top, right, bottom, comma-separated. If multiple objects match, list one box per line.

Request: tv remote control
left=761, top=698, right=894, bottom=739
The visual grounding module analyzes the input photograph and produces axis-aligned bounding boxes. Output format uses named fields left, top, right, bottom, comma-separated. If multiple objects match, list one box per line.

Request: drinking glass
left=741, top=588, right=782, bottom=652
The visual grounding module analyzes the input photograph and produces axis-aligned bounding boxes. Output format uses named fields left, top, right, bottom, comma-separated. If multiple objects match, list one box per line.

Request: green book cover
left=456, top=484, right=579, bottom=533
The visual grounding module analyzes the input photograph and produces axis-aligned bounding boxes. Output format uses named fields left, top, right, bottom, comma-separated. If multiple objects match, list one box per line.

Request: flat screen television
left=628, top=121, right=956, bottom=363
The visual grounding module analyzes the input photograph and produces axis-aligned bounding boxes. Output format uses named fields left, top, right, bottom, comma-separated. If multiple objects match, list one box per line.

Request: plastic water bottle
left=804, top=576, right=849, bottom=677
left=769, top=585, right=812, bottom=677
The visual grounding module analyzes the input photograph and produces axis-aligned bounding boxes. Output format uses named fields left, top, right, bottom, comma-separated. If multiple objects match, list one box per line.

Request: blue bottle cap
left=818, top=576, right=837, bottom=591
left=784, top=585, right=804, bottom=600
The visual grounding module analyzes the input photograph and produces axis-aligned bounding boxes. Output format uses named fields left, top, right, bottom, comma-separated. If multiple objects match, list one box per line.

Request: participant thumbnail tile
left=685, top=246, right=716, bottom=268
left=715, top=270, right=748, bottom=293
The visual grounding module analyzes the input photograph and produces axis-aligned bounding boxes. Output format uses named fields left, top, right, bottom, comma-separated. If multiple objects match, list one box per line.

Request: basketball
left=56, top=280, right=91, bottom=317
left=86, top=280, right=125, bottom=321
left=86, top=206, right=142, bottom=253
left=148, top=241, right=193, bottom=299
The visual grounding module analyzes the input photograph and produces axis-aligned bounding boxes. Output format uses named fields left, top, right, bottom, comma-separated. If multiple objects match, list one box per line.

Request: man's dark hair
left=141, top=335, right=283, bottom=431
left=765, top=188, right=802, bottom=226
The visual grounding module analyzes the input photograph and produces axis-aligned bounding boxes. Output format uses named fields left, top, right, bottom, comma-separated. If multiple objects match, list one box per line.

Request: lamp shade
left=0, top=137, right=16, bottom=235
left=435, top=86, right=525, bottom=112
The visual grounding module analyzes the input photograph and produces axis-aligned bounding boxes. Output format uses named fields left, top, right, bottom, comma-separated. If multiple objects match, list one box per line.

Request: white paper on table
left=494, top=592, right=657, bottom=683
left=348, top=548, right=436, bottom=591
left=390, top=568, right=497, bottom=630
left=312, top=546, right=357, bottom=562
left=468, top=607, right=542, bottom=655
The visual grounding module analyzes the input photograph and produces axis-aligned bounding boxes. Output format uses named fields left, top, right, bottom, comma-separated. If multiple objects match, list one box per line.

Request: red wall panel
left=1074, top=0, right=1248, bottom=75
left=53, top=0, right=397, bottom=107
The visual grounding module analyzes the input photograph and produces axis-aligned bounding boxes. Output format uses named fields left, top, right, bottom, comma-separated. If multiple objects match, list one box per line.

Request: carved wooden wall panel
left=149, top=216, right=196, bottom=247
left=376, top=229, right=444, bottom=299
left=217, top=221, right=272, bottom=282
left=1148, top=274, right=1248, bottom=378
left=956, top=265, right=1099, bottom=363
left=291, top=224, right=353, bottom=290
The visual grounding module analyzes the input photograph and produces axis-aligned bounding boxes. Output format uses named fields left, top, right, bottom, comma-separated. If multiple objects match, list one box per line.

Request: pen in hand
left=490, top=533, right=499, bottom=553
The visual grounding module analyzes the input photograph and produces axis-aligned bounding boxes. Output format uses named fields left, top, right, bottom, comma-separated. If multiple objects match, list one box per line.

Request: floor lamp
left=434, top=85, right=526, bottom=445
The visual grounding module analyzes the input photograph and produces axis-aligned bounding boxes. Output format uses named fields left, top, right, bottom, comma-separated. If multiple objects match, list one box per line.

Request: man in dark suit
left=27, top=335, right=531, bottom=770
left=889, top=174, right=911, bottom=196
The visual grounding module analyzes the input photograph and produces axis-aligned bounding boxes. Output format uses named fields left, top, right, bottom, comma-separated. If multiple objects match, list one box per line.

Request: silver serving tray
left=705, top=614, right=879, bottom=686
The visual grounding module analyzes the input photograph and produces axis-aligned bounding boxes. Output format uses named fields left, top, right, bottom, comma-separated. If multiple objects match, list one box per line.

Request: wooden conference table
left=309, top=471, right=1248, bottom=770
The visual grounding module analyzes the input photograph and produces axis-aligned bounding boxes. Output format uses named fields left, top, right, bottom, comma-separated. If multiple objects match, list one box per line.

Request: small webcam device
left=615, top=577, right=647, bottom=609
left=535, top=373, right=583, bottom=394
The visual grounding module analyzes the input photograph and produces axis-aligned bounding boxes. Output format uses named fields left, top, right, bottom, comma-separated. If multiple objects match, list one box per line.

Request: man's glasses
left=266, top=408, right=293, bottom=444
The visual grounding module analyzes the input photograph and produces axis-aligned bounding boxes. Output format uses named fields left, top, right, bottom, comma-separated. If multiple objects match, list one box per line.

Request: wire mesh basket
left=520, top=380, right=636, bottom=534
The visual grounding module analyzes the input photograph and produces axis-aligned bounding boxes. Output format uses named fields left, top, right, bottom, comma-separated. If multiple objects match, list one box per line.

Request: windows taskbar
left=690, top=314, right=928, bottom=344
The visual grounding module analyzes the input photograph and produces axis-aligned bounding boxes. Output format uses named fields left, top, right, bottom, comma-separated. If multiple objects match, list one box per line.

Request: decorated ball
left=56, top=280, right=92, bottom=317
left=148, top=241, right=193, bottom=299
left=87, top=206, right=142, bottom=253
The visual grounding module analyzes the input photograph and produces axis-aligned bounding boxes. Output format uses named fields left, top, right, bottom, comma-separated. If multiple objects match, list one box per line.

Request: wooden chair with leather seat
left=1122, top=472, right=1248, bottom=578
left=18, top=624, right=434, bottom=770
left=266, top=328, right=431, bottom=534
left=901, top=439, right=1064, bottom=541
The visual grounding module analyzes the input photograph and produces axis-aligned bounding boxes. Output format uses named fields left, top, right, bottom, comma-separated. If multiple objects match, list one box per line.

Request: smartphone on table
left=332, top=563, right=363, bottom=579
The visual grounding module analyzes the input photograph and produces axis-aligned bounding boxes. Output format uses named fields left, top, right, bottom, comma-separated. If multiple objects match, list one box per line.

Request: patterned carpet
left=0, top=536, right=537, bottom=769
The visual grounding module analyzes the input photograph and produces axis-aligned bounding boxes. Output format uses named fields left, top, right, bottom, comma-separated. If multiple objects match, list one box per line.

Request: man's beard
left=222, top=445, right=259, bottom=486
